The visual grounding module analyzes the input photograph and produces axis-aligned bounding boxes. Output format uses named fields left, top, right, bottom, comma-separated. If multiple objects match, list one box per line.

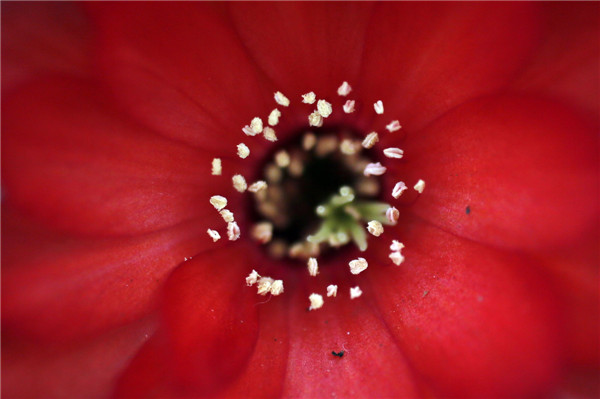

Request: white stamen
left=257, top=277, right=274, bottom=295
left=268, top=109, right=281, bottom=126
left=207, top=229, right=221, bottom=242
left=386, top=207, right=400, bottom=225
left=386, top=120, right=402, bottom=132
left=414, top=179, right=426, bottom=194
left=317, top=99, right=333, bottom=118
left=237, top=143, right=250, bottom=159
left=340, top=139, right=361, bottom=155
left=270, top=280, right=284, bottom=296
left=362, top=132, right=379, bottom=149
left=248, top=180, right=268, bottom=193
left=308, top=111, right=324, bottom=127
left=210, top=195, right=227, bottom=211
left=302, top=92, right=316, bottom=104
left=390, top=240, right=405, bottom=252
left=343, top=99, right=356, bottom=113
left=389, top=251, right=405, bottom=266
left=307, top=257, right=319, bottom=277
left=274, top=91, right=290, bottom=107
left=350, top=286, right=363, bottom=299
left=232, top=174, right=247, bottom=192
left=308, top=293, right=324, bottom=310
left=374, top=100, right=384, bottom=114
left=326, top=285, right=338, bottom=297
left=392, top=181, right=408, bottom=199
left=242, top=125, right=256, bottom=136
left=383, top=147, right=404, bottom=159
left=275, top=150, right=291, bottom=168
left=227, top=221, right=240, bottom=241
left=251, top=222, right=273, bottom=244
left=263, top=127, right=278, bottom=142
left=211, top=158, right=222, bottom=175
left=246, top=270, right=260, bottom=286
left=303, top=132, right=317, bottom=150
left=349, top=257, right=368, bottom=275
left=367, top=220, right=384, bottom=237
left=250, top=117, right=263, bottom=134
left=337, top=81, right=352, bottom=96
left=364, top=162, right=387, bottom=176
left=220, top=209, right=235, bottom=223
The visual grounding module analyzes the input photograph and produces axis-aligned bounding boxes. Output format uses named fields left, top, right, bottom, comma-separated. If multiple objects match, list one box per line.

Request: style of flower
left=2, top=2, right=598, bottom=398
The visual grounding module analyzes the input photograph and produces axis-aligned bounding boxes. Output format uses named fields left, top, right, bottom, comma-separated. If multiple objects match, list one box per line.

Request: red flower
left=2, top=2, right=598, bottom=398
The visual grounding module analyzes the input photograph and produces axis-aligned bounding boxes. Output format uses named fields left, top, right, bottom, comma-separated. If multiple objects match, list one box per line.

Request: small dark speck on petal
left=466, top=206, right=471, bottom=215
left=331, top=351, right=344, bottom=358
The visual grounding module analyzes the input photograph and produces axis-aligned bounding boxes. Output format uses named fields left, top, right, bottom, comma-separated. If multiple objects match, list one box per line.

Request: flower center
left=249, top=127, right=392, bottom=261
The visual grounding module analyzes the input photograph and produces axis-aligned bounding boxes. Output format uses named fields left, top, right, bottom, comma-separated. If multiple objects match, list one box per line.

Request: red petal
left=1, top=2, right=92, bottom=94
left=387, top=95, right=598, bottom=250
left=358, top=2, right=540, bottom=131
left=115, top=243, right=261, bottom=397
left=2, top=77, right=241, bottom=236
left=1, top=207, right=211, bottom=342
left=2, top=316, right=155, bottom=399
left=89, top=2, right=278, bottom=151
left=367, top=217, right=563, bottom=397
left=511, top=2, right=600, bottom=122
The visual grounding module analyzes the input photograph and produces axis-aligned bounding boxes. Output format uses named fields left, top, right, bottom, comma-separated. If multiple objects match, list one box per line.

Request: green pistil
left=307, top=186, right=392, bottom=251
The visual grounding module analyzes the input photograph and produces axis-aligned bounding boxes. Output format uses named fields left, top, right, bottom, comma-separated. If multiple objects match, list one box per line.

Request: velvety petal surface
left=1, top=77, right=242, bottom=236
left=385, top=95, right=598, bottom=251
left=367, top=217, right=563, bottom=397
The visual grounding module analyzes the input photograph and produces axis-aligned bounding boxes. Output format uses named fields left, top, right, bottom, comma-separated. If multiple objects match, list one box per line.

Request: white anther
left=364, top=162, right=387, bottom=176
left=303, top=132, right=317, bottom=150
left=386, top=207, right=400, bottom=225
left=340, top=139, right=361, bottom=155
left=350, top=286, right=363, bottom=299
left=362, top=132, right=379, bottom=149
left=246, top=270, right=260, bottom=286
left=337, top=81, right=352, bottom=96
left=349, top=257, right=368, bottom=275
left=390, top=240, right=405, bottom=252
left=309, top=293, right=324, bottom=310
left=268, top=109, right=281, bottom=126
left=343, top=99, right=356, bottom=113
left=317, top=99, right=333, bottom=118
left=414, top=179, right=426, bottom=194
left=237, top=143, right=250, bottom=159
left=207, top=229, right=221, bottom=242
left=374, top=100, right=384, bottom=114
left=274, top=91, right=290, bottom=107
left=220, top=209, right=234, bottom=223
left=307, top=257, right=319, bottom=277
left=270, top=280, right=284, bottom=296
left=308, top=111, right=324, bottom=127
left=327, top=285, right=338, bottom=297
left=250, top=117, right=263, bottom=134
left=257, top=277, right=274, bottom=295
left=210, top=195, right=227, bottom=211
left=248, top=180, right=268, bottom=193
left=251, top=222, right=273, bottom=244
left=227, top=221, right=240, bottom=241
left=389, top=251, right=405, bottom=266
left=211, top=158, right=222, bottom=175
left=275, top=150, right=291, bottom=168
left=232, top=174, right=247, bottom=192
left=386, top=120, right=402, bottom=132
left=367, top=220, right=384, bottom=237
left=302, top=92, right=316, bottom=104
left=383, top=147, right=404, bottom=159
left=263, top=126, right=278, bottom=142
left=392, top=181, right=408, bottom=198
